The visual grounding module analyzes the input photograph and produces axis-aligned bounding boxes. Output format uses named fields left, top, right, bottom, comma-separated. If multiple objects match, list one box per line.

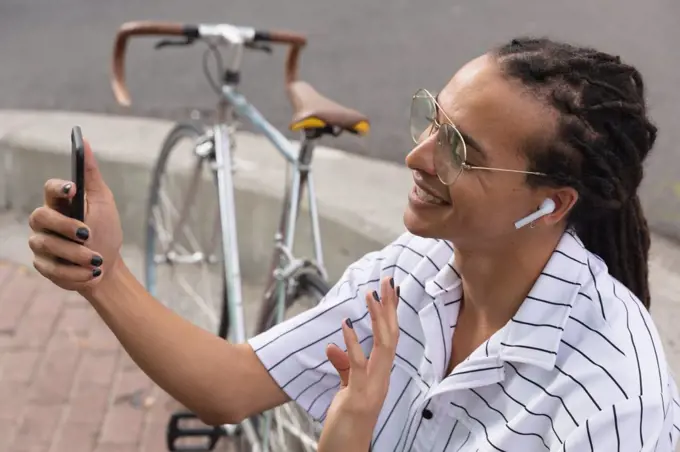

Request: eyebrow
left=434, top=94, right=487, bottom=160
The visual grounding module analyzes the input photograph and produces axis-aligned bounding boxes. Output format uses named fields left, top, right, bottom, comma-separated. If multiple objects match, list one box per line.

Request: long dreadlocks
left=493, top=37, right=656, bottom=309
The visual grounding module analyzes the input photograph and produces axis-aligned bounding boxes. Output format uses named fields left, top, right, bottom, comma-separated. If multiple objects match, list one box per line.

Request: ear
left=543, top=187, right=579, bottom=226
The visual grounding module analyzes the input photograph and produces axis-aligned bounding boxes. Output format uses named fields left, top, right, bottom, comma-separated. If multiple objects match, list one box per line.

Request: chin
left=403, top=207, right=440, bottom=239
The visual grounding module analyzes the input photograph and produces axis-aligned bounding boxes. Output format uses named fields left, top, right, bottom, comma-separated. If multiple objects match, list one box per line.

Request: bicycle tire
left=144, top=122, right=230, bottom=339
left=245, top=271, right=331, bottom=452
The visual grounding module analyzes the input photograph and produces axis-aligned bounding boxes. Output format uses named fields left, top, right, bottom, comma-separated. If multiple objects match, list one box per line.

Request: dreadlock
left=493, top=37, right=656, bottom=309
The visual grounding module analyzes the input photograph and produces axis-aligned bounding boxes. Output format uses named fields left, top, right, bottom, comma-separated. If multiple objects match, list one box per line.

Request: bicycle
left=110, top=20, right=370, bottom=452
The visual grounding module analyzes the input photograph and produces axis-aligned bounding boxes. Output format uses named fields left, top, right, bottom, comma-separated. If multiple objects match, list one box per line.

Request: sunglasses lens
left=410, top=89, right=437, bottom=144
left=435, top=124, right=466, bottom=185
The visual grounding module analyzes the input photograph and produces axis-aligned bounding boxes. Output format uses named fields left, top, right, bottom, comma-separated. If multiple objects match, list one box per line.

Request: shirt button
left=422, top=408, right=433, bottom=420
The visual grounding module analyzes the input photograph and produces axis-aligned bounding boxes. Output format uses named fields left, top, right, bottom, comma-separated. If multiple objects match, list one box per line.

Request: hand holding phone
left=70, top=126, right=85, bottom=222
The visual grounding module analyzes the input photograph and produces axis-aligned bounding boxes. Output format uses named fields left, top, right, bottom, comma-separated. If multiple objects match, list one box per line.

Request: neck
left=454, top=228, right=564, bottom=331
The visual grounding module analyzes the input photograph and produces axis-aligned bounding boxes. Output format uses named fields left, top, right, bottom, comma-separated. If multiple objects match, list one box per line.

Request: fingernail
left=390, top=277, right=394, bottom=288
left=372, top=290, right=380, bottom=302
left=345, top=318, right=353, bottom=329
left=396, top=287, right=400, bottom=298
left=62, top=183, right=72, bottom=194
left=92, top=268, right=102, bottom=278
left=90, top=255, right=103, bottom=267
left=75, top=228, right=89, bottom=240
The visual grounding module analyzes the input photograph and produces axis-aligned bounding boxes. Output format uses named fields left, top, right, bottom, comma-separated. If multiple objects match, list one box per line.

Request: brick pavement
left=0, top=260, right=232, bottom=452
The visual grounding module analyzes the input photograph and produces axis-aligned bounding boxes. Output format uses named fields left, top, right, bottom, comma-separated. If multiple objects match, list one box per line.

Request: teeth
left=415, top=186, right=445, bottom=205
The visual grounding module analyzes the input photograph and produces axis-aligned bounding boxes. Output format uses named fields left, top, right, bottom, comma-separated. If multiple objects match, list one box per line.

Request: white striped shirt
left=248, top=230, right=680, bottom=451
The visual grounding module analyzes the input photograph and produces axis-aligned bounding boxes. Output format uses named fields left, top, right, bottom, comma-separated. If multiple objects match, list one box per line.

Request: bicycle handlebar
left=111, top=21, right=307, bottom=106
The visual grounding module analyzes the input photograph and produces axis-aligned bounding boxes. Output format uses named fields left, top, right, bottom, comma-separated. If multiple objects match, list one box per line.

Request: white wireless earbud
left=514, top=198, right=556, bottom=230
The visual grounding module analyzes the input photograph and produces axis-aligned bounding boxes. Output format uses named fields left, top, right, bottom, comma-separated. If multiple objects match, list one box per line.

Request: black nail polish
left=93, top=268, right=102, bottom=278
left=372, top=290, right=380, bottom=302
left=396, top=287, right=400, bottom=298
left=345, top=318, right=353, bottom=329
left=75, top=228, right=89, bottom=240
left=62, top=183, right=72, bottom=194
left=91, top=256, right=103, bottom=267
left=389, top=277, right=394, bottom=288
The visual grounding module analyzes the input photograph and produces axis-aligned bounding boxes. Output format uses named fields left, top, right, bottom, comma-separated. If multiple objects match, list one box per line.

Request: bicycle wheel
left=144, top=122, right=230, bottom=338
left=250, top=271, right=331, bottom=452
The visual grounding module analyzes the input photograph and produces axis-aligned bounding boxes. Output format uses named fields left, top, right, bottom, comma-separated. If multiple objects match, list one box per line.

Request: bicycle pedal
left=166, top=411, right=224, bottom=451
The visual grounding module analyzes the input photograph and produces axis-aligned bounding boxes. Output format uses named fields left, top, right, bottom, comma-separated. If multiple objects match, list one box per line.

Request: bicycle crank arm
left=166, top=411, right=225, bottom=451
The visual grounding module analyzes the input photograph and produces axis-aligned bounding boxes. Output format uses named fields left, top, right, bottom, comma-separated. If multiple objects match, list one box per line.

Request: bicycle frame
left=215, top=84, right=327, bottom=345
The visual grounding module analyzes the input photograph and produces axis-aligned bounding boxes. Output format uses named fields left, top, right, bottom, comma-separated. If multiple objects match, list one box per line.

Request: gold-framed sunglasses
left=410, top=88, right=546, bottom=186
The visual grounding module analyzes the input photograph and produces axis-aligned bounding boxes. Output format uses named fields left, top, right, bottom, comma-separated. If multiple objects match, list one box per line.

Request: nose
left=405, top=133, right=438, bottom=178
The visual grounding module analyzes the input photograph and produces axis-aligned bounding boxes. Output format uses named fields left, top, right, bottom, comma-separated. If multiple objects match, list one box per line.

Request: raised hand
left=28, top=138, right=123, bottom=295
left=318, top=276, right=400, bottom=452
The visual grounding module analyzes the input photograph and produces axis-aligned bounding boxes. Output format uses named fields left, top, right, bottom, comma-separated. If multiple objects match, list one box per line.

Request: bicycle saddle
left=287, top=81, right=369, bottom=134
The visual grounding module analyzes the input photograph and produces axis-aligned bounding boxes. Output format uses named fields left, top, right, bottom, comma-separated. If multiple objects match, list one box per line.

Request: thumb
left=326, top=343, right=351, bottom=387
left=83, top=139, right=108, bottom=193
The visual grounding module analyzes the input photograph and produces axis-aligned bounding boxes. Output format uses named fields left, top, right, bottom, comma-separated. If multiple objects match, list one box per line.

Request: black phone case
left=70, top=126, right=85, bottom=222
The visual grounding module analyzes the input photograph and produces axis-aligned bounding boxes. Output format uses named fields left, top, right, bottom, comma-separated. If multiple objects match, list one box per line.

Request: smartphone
left=70, top=126, right=85, bottom=222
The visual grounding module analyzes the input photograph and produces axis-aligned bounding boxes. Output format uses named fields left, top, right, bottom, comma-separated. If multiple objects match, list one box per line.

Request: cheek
left=449, top=179, right=529, bottom=231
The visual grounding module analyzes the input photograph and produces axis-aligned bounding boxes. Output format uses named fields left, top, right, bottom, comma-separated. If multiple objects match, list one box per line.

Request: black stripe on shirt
left=612, top=283, right=642, bottom=395
left=497, top=382, right=562, bottom=444
left=471, top=388, right=550, bottom=450
left=586, top=257, right=606, bottom=320
left=613, top=404, right=620, bottom=452
left=383, top=264, right=426, bottom=289
left=526, top=295, right=572, bottom=307
left=393, top=389, right=426, bottom=452
left=507, top=362, right=578, bottom=427
left=266, top=310, right=371, bottom=372
left=540, top=272, right=581, bottom=286
left=554, top=249, right=586, bottom=266
left=568, top=315, right=625, bottom=356
left=254, top=278, right=379, bottom=353
left=442, top=421, right=459, bottom=451
left=554, top=364, right=601, bottom=410
left=405, top=400, right=431, bottom=452
left=450, top=400, right=507, bottom=452
left=372, top=374, right=411, bottom=449
left=628, top=290, right=665, bottom=416
left=511, top=318, right=564, bottom=330
left=560, top=339, right=628, bottom=398
left=501, top=342, right=557, bottom=355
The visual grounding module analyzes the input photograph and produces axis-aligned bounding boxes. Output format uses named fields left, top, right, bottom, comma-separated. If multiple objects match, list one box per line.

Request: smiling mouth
left=412, top=184, right=449, bottom=205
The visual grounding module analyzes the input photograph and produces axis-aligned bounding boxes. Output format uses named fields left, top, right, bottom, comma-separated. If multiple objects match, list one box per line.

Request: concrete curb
left=0, top=109, right=412, bottom=283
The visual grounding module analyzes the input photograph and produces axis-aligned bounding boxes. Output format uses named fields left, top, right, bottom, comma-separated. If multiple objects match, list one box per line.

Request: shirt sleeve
left=553, top=394, right=677, bottom=452
left=246, top=235, right=406, bottom=422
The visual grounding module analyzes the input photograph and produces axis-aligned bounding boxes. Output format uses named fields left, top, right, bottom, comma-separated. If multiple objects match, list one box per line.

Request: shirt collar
left=424, top=230, right=589, bottom=372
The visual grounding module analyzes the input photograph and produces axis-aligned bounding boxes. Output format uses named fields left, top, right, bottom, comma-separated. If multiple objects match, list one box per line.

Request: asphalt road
left=1, top=0, right=679, bottom=170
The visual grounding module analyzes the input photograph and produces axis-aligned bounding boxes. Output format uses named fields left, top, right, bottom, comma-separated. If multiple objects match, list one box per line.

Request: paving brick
left=0, top=349, right=41, bottom=382
left=78, top=349, right=119, bottom=386
left=99, top=403, right=145, bottom=445
left=0, top=380, right=30, bottom=420
left=0, top=270, right=36, bottom=334
left=26, top=286, right=65, bottom=319
left=0, top=418, right=18, bottom=450
left=10, top=311, right=60, bottom=351
left=0, top=261, right=17, bottom=289
left=86, top=317, right=120, bottom=352
left=12, top=404, right=64, bottom=451
left=93, top=444, right=138, bottom=452
left=50, top=421, right=100, bottom=452
left=29, top=342, right=80, bottom=404
left=66, top=381, right=111, bottom=425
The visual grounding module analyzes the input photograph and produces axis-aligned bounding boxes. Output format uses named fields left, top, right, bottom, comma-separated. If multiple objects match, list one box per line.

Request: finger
left=366, top=277, right=400, bottom=374
left=28, top=206, right=91, bottom=243
left=381, top=277, right=400, bottom=335
left=33, top=254, right=100, bottom=284
left=342, top=318, right=367, bottom=386
left=43, top=179, right=76, bottom=211
left=28, top=232, right=103, bottom=269
left=83, top=139, right=107, bottom=193
left=325, top=343, right=351, bottom=387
